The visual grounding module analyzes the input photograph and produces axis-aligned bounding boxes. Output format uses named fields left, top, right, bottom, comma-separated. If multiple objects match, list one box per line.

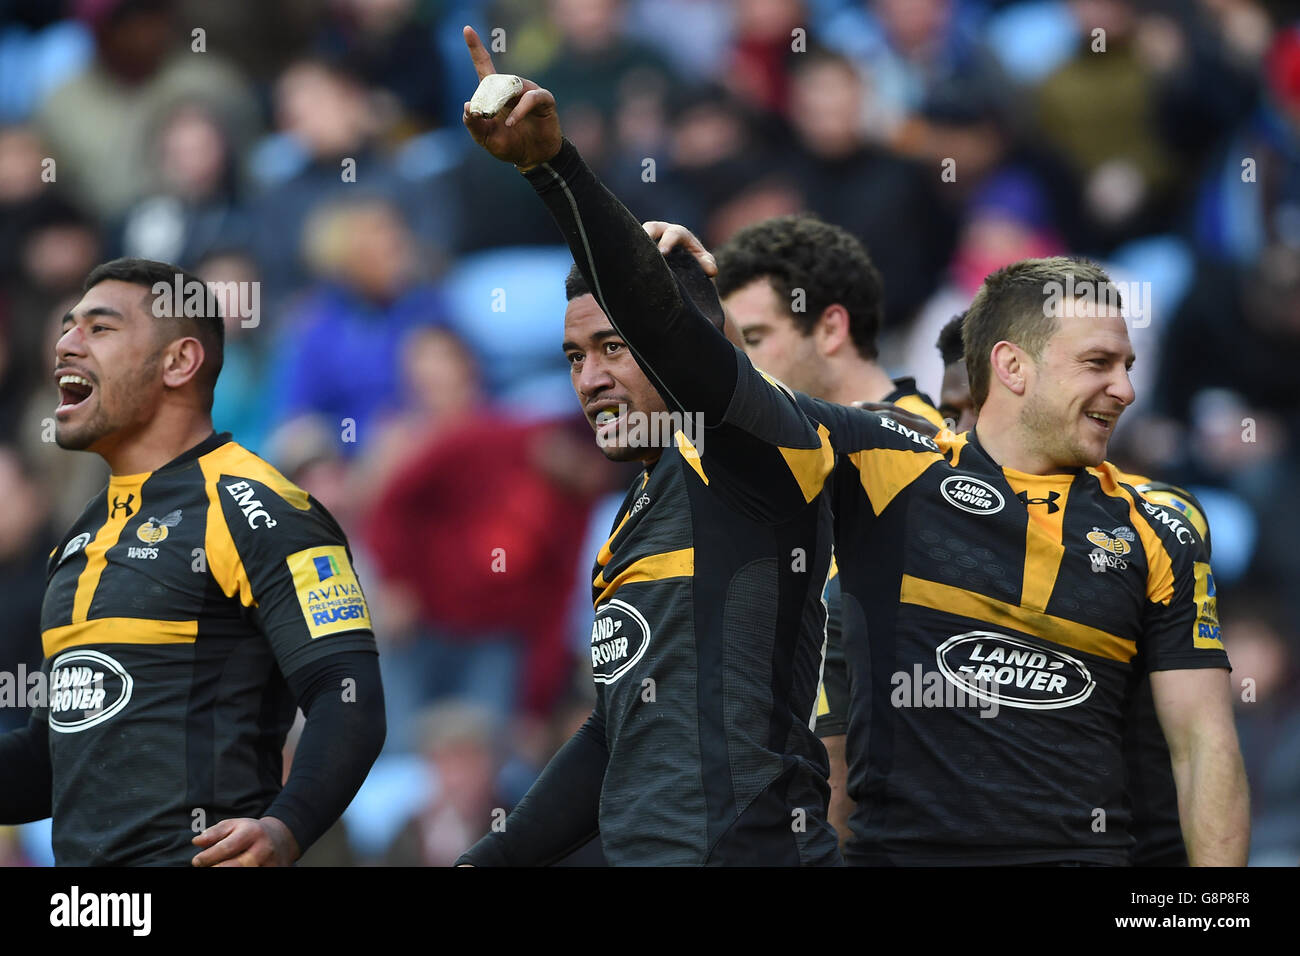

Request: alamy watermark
left=1043, top=275, right=1152, bottom=328
left=891, top=664, right=1000, bottom=718
left=596, top=406, right=707, bottom=457
left=152, top=275, right=260, bottom=328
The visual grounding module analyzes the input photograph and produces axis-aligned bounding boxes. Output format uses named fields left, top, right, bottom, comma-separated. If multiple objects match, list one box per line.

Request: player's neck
left=95, top=413, right=216, bottom=477
left=826, top=359, right=896, bottom=408
left=974, top=417, right=1073, bottom=477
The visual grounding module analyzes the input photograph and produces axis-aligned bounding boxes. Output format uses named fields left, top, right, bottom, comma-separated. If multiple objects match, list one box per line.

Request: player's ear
left=816, top=304, right=851, bottom=357
left=161, top=337, right=206, bottom=390
left=989, top=341, right=1026, bottom=397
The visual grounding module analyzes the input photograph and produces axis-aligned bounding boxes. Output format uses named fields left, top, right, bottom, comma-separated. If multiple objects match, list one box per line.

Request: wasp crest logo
left=137, top=509, right=182, bottom=544
left=1086, top=526, right=1132, bottom=556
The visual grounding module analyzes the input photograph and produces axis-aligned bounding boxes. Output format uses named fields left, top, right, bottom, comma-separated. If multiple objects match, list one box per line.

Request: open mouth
left=1084, top=411, right=1116, bottom=433
left=56, top=373, right=95, bottom=414
left=591, top=404, right=627, bottom=430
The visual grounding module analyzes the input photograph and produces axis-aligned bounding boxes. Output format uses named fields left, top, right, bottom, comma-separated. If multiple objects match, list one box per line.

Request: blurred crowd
left=0, top=0, right=1297, bottom=866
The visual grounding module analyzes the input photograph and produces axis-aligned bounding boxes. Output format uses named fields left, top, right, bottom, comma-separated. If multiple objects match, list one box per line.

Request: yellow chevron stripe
left=44, top=617, right=198, bottom=658
left=899, top=574, right=1135, bottom=663
left=594, top=548, right=694, bottom=607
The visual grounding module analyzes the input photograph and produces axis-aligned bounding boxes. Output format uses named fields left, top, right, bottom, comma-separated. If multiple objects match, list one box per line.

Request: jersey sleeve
left=686, top=350, right=838, bottom=522
left=523, top=139, right=835, bottom=522
left=210, top=474, right=377, bottom=678
left=523, top=138, right=738, bottom=424
left=815, top=567, right=850, bottom=738
left=1135, top=498, right=1228, bottom=673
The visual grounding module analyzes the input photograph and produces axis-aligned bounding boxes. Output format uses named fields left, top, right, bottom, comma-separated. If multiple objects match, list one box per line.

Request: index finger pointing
left=463, top=25, right=496, bottom=80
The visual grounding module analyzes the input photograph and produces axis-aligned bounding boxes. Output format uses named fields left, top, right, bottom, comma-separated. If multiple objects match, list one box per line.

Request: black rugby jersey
left=815, top=381, right=944, bottom=737
left=796, top=407, right=1227, bottom=866
left=585, top=364, right=840, bottom=865
left=36, top=432, right=375, bottom=865
left=506, top=139, right=841, bottom=865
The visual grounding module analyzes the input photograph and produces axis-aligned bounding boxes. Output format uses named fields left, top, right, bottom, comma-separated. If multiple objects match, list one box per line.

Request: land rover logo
left=940, top=476, right=1005, bottom=515
left=48, top=649, right=133, bottom=733
left=936, top=631, right=1095, bottom=710
left=590, top=599, right=651, bottom=684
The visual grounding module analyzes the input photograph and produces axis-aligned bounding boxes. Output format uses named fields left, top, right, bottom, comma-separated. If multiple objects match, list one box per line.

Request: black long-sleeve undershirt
left=0, top=709, right=52, bottom=823
left=267, top=648, right=386, bottom=856
left=523, top=139, right=740, bottom=424
left=456, top=705, right=607, bottom=866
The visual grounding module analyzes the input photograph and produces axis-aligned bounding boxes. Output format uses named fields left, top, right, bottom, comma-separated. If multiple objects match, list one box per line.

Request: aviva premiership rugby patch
left=287, top=545, right=371, bottom=638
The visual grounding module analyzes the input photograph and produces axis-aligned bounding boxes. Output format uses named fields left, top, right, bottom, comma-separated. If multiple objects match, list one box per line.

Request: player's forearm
left=457, top=709, right=607, bottom=866
left=522, top=139, right=738, bottom=422
left=1171, top=731, right=1250, bottom=866
left=268, top=649, right=386, bottom=855
left=822, top=734, right=856, bottom=850
left=0, top=716, right=53, bottom=823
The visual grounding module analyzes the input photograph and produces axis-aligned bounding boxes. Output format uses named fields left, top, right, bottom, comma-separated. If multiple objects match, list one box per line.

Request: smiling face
left=562, top=294, right=668, bottom=463
left=54, top=280, right=171, bottom=455
left=1018, top=298, right=1135, bottom=468
left=723, top=277, right=827, bottom=396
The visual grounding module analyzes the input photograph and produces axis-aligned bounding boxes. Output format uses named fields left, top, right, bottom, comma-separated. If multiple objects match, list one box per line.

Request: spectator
left=197, top=248, right=272, bottom=453
left=783, top=47, right=957, bottom=327
left=363, top=413, right=613, bottom=749
left=269, top=198, right=450, bottom=457
left=114, top=99, right=252, bottom=266
left=313, top=0, right=450, bottom=132
left=35, top=0, right=259, bottom=220
left=250, top=57, right=419, bottom=303
left=384, top=701, right=504, bottom=867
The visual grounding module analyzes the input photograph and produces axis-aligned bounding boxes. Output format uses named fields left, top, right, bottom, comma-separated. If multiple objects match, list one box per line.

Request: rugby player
left=807, top=259, right=1248, bottom=865
left=934, top=313, right=976, bottom=433
left=0, top=258, right=385, bottom=865
left=640, top=225, right=1242, bottom=864
left=711, top=215, right=946, bottom=431
left=921, top=312, right=1216, bottom=866
left=624, top=232, right=1247, bottom=864
left=455, top=27, right=840, bottom=866
left=646, top=216, right=946, bottom=847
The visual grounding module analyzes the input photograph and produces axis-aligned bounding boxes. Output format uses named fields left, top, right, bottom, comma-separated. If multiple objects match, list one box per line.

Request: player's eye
left=604, top=341, right=624, bottom=355
left=565, top=352, right=582, bottom=366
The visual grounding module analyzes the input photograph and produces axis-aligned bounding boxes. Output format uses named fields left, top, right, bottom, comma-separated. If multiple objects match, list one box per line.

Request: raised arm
left=459, top=26, right=738, bottom=424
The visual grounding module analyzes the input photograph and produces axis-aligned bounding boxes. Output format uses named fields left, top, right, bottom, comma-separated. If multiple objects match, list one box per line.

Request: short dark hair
left=962, top=256, right=1119, bottom=408
left=565, top=246, right=726, bottom=331
left=714, top=214, right=884, bottom=360
left=82, top=257, right=225, bottom=406
left=936, top=312, right=966, bottom=366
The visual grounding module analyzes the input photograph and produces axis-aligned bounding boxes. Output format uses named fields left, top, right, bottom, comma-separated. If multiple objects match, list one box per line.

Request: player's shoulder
left=195, top=438, right=342, bottom=550
left=797, top=394, right=941, bottom=456
left=198, top=439, right=312, bottom=512
left=1089, top=461, right=1205, bottom=558
left=886, top=379, right=947, bottom=431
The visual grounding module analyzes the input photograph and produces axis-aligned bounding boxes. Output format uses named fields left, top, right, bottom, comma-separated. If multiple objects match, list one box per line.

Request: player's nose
left=56, top=324, right=87, bottom=362
left=1109, top=367, right=1136, bottom=407
left=577, top=356, right=616, bottom=398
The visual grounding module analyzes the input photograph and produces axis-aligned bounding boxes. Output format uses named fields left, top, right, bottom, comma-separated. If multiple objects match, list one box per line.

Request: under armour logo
left=1016, top=490, right=1060, bottom=513
left=111, top=493, right=135, bottom=518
